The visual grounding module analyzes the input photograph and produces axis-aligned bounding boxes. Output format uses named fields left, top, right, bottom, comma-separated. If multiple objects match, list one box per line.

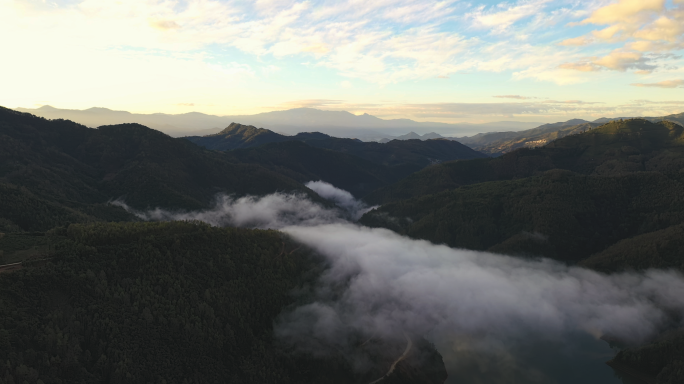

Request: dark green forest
left=0, top=222, right=446, bottom=384
left=0, top=107, right=321, bottom=232
left=366, top=119, right=684, bottom=204
left=185, top=122, right=487, bottom=168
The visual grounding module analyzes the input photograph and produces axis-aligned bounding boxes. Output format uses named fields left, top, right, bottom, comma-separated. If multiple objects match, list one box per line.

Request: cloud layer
left=112, top=182, right=684, bottom=379
left=560, top=0, right=684, bottom=75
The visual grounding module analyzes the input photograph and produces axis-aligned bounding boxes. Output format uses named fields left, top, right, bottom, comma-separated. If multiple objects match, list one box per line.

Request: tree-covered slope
left=471, top=122, right=600, bottom=156
left=225, top=141, right=418, bottom=197
left=367, top=119, right=684, bottom=204
left=578, top=224, right=684, bottom=273
left=361, top=170, right=684, bottom=262
left=185, top=122, right=291, bottom=150
left=292, top=137, right=488, bottom=168
left=458, top=119, right=598, bottom=156
left=185, top=123, right=488, bottom=169
left=0, top=221, right=447, bottom=384
left=458, top=113, right=684, bottom=157
left=0, top=107, right=314, bottom=231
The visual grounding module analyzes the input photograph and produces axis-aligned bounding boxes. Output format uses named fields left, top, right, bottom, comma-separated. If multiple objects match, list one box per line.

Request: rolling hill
left=0, top=107, right=317, bottom=232
left=186, top=122, right=489, bottom=170
left=366, top=119, right=684, bottom=204
left=456, top=112, right=684, bottom=156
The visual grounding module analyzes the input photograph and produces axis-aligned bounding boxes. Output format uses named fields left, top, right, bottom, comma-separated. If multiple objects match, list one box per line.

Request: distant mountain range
left=13, top=105, right=684, bottom=157
left=455, top=113, right=684, bottom=156
left=13, top=105, right=541, bottom=139
left=185, top=123, right=487, bottom=196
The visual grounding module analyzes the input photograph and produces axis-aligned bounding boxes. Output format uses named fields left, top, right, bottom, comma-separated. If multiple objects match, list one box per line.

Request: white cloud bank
left=112, top=181, right=684, bottom=367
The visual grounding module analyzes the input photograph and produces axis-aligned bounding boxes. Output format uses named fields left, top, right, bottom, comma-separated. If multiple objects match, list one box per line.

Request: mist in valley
left=112, top=181, right=684, bottom=384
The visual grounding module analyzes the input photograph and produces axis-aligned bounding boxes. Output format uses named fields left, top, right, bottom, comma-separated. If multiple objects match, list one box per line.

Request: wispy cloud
left=2, top=0, right=684, bottom=120
left=558, top=36, right=593, bottom=46
left=559, top=0, right=684, bottom=73
left=493, top=95, right=537, bottom=100
left=1, top=0, right=621, bottom=86
left=276, top=99, right=346, bottom=109
left=467, top=0, right=551, bottom=35
left=631, top=79, right=684, bottom=88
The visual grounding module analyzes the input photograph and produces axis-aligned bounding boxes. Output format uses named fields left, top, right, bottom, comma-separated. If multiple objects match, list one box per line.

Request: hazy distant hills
left=13, top=105, right=541, bottom=139
left=456, top=113, right=684, bottom=156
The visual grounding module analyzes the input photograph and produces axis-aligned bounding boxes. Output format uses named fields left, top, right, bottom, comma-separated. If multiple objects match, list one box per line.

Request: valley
left=1, top=107, right=684, bottom=384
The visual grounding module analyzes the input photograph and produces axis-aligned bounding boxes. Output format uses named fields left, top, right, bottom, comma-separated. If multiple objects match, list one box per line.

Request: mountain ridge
left=13, top=105, right=542, bottom=139
left=184, top=123, right=489, bottom=176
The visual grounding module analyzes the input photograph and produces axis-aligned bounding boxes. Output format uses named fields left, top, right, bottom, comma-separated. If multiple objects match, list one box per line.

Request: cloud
left=583, top=0, right=665, bottom=25
left=558, top=62, right=600, bottom=72
left=565, top=0, right=684, bottom=74
left=340, top=80, right=352, bottom=88
left=111, top=192, right=347, bottom=229
left=112, top=184, right=684, bottom=376
left=261, top=65, right=281, bottom=75
left=279, top=223, right=684, bottom=347
left=594, top=50, right=656, bottom=71
left=467, top=0, right=551, bottom=34
left=113, top=181, right=374, bottom=226
left=558, top=36, right=593, bottom=46
left=277, top=99, right=345, bottom=109
left=575, top=0, right=684, bottom=63
left=3, top=0, right=684, bottom=113
left=631, top=79, right=684, bottom=88
left=148, top=19, right=181, bottom=31
left=560, top=51, right=658, bottom=73
left=0, top=0, right=608, bottom=88
left=493, top=95, right=536, bottom=100
left=305, top=181, right=376, bottom=220
left=632, top=15, right=684, bottom=42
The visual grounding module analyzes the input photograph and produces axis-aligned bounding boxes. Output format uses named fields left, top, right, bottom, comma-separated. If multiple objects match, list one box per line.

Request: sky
left=1, top=0, right=684, bottom=124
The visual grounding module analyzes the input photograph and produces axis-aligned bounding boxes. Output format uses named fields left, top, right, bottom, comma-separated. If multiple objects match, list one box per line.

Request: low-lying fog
left=113, top=182, right=684, bottom=384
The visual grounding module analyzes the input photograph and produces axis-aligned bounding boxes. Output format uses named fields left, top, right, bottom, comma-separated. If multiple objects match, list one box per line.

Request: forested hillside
left=185, top=122, right=488, bottom=169
left=457, top=112, right=684, bottom=157
left=457, top=119, right=597, bottom=156
left=361, top=170, right=684, bottom=262
left=224, top=141, right=418, bottom=197
left=367, top=119, right=684, bottom=204
left=0, top=107, right=316, bottom=232
left=0, top=222, right=447, bottom=384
